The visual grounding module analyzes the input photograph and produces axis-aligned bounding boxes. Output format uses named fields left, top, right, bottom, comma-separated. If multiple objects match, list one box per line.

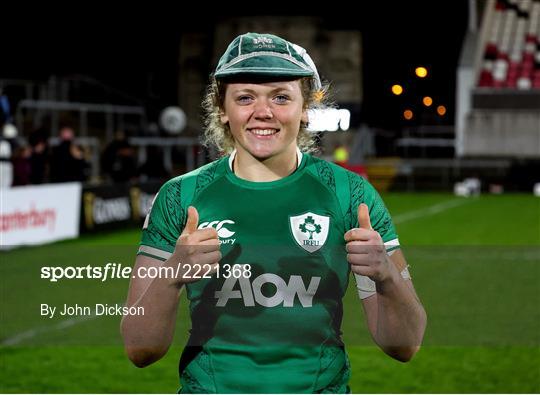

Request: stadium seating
left=478, top=0, right=540, bottom=89
left=458, top=0, right=540, bottom=158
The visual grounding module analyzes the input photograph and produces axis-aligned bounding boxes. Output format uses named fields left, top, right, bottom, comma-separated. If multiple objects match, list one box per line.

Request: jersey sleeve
left=137, top=179, right=186, bottom=261
left=361, top=180, right=399, bottom=251
left=346, top=173, right=399, bottom=249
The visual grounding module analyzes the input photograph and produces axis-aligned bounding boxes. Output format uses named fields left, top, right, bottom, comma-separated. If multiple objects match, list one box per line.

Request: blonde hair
left=202, top=77, right=329, bottom=156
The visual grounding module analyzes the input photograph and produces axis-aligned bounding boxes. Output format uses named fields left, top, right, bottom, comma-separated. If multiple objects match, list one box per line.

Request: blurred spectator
left=2, top=123, right=18, bottom=140
left=333, top=142, right=368, bottom=179
left=12, top=145, right=32, bottom=186
left=0, top=139, right=12, bottom=188
left=28, top=127, right=50, bottom=184
left=0, top=91, right=13, bottom=126
left=138, top=145, right=169, bottom=182
left=50, top=126, right=89, bottom=183
left=102, top=130, right=137, bottom=183
left=333, top=144, right=349, bottom=166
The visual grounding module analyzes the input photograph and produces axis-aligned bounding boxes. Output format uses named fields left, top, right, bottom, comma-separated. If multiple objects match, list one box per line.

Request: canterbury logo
left=198, top=220, right=236, bottom=244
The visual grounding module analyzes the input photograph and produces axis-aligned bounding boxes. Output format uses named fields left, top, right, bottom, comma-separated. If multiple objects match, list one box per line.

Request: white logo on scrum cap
left=253, top=37, right=273, bottom=45
left=198, top=220, right=236, bottom=244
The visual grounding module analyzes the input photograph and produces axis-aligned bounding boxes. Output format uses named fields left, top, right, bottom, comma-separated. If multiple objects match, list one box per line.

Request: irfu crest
left=289, top=212, right=330, bottom=253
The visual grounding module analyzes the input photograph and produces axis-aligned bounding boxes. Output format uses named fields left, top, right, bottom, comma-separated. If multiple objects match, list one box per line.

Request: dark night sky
left=360, top=2, right=469, bottom=127
left=4, top=3, right=469, bottom=129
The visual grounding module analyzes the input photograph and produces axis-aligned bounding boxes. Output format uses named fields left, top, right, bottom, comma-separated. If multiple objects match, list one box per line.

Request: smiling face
left=220, top=80, right=308, bottom=161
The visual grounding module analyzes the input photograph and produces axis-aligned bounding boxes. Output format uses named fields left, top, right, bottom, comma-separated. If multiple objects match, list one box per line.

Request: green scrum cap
left=214, top=32, right=321, bottom=89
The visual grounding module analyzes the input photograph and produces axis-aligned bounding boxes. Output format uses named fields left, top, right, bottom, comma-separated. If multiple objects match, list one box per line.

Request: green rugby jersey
left=138, top=151, right=399, bottom=393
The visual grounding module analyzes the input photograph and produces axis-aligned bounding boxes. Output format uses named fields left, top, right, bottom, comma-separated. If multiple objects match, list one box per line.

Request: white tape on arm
left=354, top=267, right=411, bottom=300
left=354, top=243, right=411, bottom=299
left=354, top=273, right=376, bottom=300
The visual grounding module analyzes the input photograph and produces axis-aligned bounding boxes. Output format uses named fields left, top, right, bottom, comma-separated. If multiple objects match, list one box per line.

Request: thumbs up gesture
left=169, top=206, right=221, bottom=286
left=344, top=203, right=392, bottom=283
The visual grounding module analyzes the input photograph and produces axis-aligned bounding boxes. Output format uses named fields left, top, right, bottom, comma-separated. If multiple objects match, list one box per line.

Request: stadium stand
left=456, top=0, right=540, bottom=159
left=0, top=76, right=205, bottom=184
left=2, top=9, right=537, bottom=194
left=478, top=0, right=540, bottom=89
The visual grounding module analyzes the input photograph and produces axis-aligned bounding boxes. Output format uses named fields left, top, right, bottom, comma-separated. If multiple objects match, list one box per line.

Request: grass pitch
left=1, top=193, right=539, bottom=393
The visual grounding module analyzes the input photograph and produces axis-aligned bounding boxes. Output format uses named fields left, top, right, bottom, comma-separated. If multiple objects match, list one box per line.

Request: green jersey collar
left=228, top=148, right=303, bottom=172
left=225, top=148, right=306, bottom=189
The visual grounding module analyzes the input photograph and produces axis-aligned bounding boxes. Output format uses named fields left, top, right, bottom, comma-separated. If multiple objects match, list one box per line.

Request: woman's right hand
left=167, top=206, right=221, bottom=286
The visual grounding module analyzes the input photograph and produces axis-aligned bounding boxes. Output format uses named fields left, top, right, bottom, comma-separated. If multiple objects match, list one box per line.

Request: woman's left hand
left=344, top=203, right=394, bottom=283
